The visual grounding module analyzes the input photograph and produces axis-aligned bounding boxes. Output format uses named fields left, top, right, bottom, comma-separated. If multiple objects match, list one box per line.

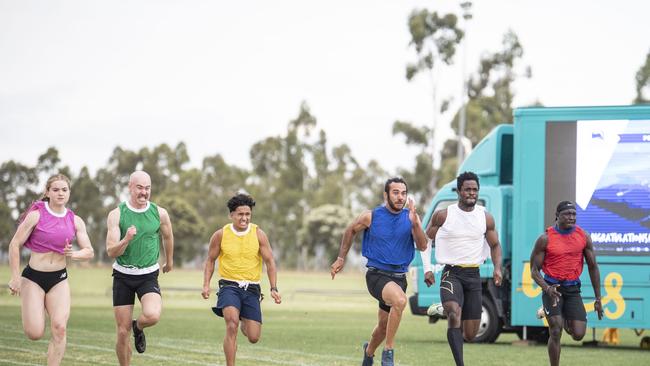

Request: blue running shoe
left=381, top=348, right=394, bottom=366
left=362, top=342, right=373, bottom=366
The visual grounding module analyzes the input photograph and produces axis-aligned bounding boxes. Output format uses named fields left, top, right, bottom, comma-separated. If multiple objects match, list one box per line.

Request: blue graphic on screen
left=576, top=120, right=650, bottom=255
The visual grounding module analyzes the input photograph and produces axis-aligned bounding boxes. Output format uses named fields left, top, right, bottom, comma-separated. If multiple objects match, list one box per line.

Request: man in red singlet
left=530, top=200, right=603, bottom=366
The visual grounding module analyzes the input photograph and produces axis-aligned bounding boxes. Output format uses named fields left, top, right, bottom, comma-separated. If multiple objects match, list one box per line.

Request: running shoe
left=362, top=342, right=373, bottom=366
left=381, top=348, right=394, bottom=366
left=426, top=302, right=444, bottom=316
left=132, top=319, right=146, bottom=353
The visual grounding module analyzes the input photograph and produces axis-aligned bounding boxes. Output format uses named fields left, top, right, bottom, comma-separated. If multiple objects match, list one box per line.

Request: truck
left=409, top=105, right=650, bottom=347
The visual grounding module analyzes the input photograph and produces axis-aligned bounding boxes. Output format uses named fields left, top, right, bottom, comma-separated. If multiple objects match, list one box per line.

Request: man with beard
left=106, top=171, right=174, bottom=366
left=530, top=201, right=603, bottom=366
left=421, top=171, right=502, bottom=366
left=330, top=177, right=427, bottom=366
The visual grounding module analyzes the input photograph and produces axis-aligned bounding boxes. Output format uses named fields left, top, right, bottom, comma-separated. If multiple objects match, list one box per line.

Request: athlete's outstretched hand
left=407, top=197, right=418, bottom=224
left=330, top=257, right=345, bottom=279
left=201, top=286, right=210, bottom=300
left=424, top=271, right=436, bottom=287
left=271, top=288, right=282, bottom=304
left=162, top=261, right=173, bottom=273
left=63, top=239, right=74, bottom=258
left=545, top=284, right=561, bottom=307
left=594, top=299, right=603, bottom=320
left=124, top=225, right=137, bottom=243
left=8, top=277, right=20, bottom=296
left=493, top=267, right=503, bottom=286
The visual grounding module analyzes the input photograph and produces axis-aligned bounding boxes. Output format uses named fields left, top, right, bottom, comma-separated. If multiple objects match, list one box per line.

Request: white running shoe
left=426, top=303, right=444, bottom=316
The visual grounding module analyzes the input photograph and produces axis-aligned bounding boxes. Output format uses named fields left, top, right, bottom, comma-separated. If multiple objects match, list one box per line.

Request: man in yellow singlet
left=201, top=193, right=281, bottom=366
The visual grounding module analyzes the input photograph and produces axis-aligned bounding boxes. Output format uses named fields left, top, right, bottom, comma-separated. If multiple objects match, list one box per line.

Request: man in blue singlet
left=330, top=177, right=427, bottom=366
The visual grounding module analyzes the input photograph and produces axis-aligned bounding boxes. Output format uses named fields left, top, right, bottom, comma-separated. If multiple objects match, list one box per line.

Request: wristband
left=271, top=287, right=278, bottom=292
left=337, top=257, right=345, bottom=261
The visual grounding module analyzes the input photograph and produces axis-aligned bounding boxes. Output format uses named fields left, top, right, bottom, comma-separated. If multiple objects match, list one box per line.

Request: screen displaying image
left=575, top=120, right=650, bottom=255
left=545, top=120, right=650, bottom=255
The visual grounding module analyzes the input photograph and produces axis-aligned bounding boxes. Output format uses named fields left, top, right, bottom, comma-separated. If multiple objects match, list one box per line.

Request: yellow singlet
left=218, top=223, right=262, bottom=282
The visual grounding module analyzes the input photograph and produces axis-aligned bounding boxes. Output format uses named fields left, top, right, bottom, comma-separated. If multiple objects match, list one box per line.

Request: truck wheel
left=641, top=336, right=650, bottom=350
left=471, top=296, right=501, bottom=343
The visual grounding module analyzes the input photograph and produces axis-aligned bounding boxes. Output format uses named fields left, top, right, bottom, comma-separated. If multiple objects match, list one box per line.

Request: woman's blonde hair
left=40, top=174, right=72, bottom=202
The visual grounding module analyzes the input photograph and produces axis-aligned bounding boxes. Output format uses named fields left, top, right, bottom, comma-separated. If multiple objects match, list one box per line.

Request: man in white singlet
left=420, top=171, right=502, bottom=366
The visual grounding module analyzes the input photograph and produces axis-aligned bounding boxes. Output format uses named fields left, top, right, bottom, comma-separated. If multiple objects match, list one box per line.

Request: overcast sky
left=1, top=0, right=648, bottom=176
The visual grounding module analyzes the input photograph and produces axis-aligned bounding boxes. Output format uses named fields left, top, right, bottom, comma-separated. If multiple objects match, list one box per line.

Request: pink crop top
left=24, top=201, right=76, bottom=254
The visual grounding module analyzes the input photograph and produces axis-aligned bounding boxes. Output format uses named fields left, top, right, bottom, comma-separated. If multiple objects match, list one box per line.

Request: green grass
left=1, top=265, right=648, bottom=365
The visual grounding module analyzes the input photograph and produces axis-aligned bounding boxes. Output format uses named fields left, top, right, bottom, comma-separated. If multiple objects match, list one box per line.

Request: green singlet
left=116, top=201, right=161, bottom=272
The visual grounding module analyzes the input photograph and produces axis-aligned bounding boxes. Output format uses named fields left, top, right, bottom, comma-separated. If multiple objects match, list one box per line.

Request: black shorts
left=541, top=282, right=587, bottom=321
left=439, top=265, right=482, bottom=320
left=365, top=267, right=407, bottom=312
left=22, top=265, right=68, bottom=293
left=112, top=269, right=161, bottom=306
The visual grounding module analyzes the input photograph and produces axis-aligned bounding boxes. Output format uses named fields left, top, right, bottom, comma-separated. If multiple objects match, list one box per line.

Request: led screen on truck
left=546, top=120, right=650, bottom=256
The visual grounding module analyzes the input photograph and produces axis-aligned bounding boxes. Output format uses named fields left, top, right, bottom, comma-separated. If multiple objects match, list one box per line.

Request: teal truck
left=409, top=105, right=650, bottom=347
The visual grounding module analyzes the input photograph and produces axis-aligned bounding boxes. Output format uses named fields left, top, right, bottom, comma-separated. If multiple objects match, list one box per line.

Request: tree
left=391, top=121, right=435, bottom=207
left=634, top=49, right=650, bottom=104
left=402, top=8, right=464, bottom=196
left=0, top=160, right=39, bottom=216
left=68, top=167, right=106, bottom=261
left=437, top=30, right=530, bottom=187
left=298, top=204, right=354, bottom=270
left=452, top=30, right=529, bottom=146
left=156, top=196, right=206, bottom=265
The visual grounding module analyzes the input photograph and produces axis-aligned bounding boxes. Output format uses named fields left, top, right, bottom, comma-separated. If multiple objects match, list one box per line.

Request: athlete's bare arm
left=330, top=210, right=372, bottom=279
left=530, top=234, right=560, bottom=305
left=158, top=206, right=174, bottom=273
left=201, top=229, right=223, bottom=299
left=67, top=216, right=94, bottom=260
left=408, top=198, right=427, bottom=251
left=485, top=212, right=503, bottom=286
left=106, top=208, right=135, bottom=258
left=258, top=228, right=281, bottom=304
left=7, top=210, right=39, bottom=296
left=421, top=209, right=447, bottom=286
left=583, top=232, right=603, bottom=319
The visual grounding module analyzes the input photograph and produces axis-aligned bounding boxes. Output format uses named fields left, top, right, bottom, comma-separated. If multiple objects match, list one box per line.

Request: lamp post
left=457, top=1, right=472, bottom=163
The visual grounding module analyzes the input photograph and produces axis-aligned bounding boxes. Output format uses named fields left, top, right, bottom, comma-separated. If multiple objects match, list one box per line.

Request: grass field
left=1, top=265, right=648, bottom=365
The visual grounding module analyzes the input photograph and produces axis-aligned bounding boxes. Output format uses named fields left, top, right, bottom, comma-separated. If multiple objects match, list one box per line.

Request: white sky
left=1, top=0, right=648, bottom=176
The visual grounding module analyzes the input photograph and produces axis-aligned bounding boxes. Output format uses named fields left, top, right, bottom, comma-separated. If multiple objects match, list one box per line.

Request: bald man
left=106, top=171, right=174, bottom=366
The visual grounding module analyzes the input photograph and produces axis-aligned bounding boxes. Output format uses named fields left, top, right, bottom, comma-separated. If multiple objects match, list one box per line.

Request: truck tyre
left=471, top=296, right=501, bottom=343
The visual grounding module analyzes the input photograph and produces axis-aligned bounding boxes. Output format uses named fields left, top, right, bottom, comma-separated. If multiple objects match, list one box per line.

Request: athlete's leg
left=441, top=267, right=465, bottom=366
left=461, top=278, right=483, bottom=341
left=381, top=281, right=408, bottom=349
left=138, top=292, right=162, bottom=329
left=547, top=315, right=564, bottom=366
left=366, top=308, right=389, bottom=357
left=444, top=300, right=464, bottom=366
left=114, top=305, right=135, bottom=366
left=462, top=319, right=481, bottom=341
left=223, top=306, right=241, bottom=366
left=44, top=280, right=70, bottom=366
left=565, top=320, right=586, bottom=341
left=240, top=318, right=261, bottom=343
left=20, top=277, right=46, bottom=340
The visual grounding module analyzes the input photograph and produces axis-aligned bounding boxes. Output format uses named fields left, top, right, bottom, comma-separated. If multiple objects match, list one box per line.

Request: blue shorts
left=212, top=282, right=262, bottom=323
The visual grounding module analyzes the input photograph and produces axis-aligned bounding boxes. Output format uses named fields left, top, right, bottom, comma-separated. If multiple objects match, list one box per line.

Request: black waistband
left=218, top=279, right=261, bottom=294
left=367, top=267, right=407, bottom=278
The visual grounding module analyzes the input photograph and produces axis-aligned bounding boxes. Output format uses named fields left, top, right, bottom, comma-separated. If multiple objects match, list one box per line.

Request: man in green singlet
left=106, top=171, right=174, bottom=366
